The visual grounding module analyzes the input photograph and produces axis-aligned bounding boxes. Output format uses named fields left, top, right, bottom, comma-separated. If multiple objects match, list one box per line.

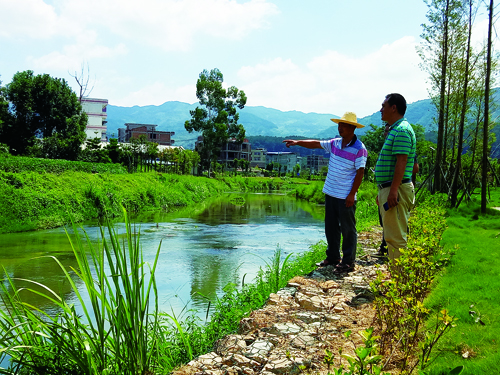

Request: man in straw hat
left=374, top=93, right=416, bottom=267
left=283, top=112, right=367, bottom=274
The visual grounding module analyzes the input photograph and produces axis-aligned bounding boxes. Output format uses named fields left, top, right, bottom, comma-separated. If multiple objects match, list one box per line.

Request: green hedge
left=0, top=155, right=127, bottom=174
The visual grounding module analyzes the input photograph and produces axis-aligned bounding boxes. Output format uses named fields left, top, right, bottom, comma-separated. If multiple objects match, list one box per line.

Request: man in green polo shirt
left=374, top=93, right=416, bottom=265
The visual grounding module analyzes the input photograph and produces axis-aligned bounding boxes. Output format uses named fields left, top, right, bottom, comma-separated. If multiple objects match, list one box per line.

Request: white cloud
left=117, top=82, right=197, bottom=107
left=54, top=0, right=279, bottom=51
left=237, top=36, right=429, bottom=116
left=0, top=0, right=59, bottom=38
left=28, top=32, right=128, bottom=72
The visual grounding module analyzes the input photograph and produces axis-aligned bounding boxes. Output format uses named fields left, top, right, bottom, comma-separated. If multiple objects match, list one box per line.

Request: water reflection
left=0, top=193, right=325, bottom=318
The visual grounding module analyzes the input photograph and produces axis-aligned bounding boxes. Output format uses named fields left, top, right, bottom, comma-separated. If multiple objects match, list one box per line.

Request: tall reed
left=0, top=207, right=161, bottom=374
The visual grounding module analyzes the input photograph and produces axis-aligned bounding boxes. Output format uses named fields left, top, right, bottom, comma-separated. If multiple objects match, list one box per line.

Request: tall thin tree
left=481, top=0, right=494, bottom=213
left=450, top=0, right=475, bottom=207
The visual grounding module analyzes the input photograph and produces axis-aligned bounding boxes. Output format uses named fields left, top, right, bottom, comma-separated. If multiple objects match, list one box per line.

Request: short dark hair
left=385, top=93, right=407, bottom=116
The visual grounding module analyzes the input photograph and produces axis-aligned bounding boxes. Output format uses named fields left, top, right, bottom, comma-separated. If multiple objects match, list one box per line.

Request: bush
left=0, top=154, right=127, bottom=174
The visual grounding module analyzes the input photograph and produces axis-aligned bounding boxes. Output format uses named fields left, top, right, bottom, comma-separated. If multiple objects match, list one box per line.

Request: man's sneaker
left=333, top=262, right=355, bottom=274
left=315, top=259, right=340, bottom=267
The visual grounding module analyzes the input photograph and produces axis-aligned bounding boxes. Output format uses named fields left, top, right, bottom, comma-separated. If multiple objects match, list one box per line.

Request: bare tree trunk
left=481, top=0, right=494, bottom=213
left=435, top=0, right=451, bottom=193
left=451, top=0, right=474, bottom=207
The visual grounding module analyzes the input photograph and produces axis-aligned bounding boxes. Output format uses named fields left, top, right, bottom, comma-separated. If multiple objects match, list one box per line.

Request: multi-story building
left=118, top=123, right=175, bottom=146
left=250, top=148, right=267, bottom=168
left=81, top=97, right=108, bottom=140
left=195, top=136, right=251, bottom=165
left=266, top=152, right=299, bottom=172
left=306, top=154, right=329, bottom=174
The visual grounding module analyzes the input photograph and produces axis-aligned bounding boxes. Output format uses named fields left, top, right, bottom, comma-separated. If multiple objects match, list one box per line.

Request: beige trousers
left=377, top=182, right=415, bottom=263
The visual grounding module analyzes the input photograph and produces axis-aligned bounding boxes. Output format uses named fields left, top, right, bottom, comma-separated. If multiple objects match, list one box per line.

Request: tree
left=0, top=79, right=11, bottom=136
left=80, top=137, right=111, bottom=163
left=106, top=138, right=122, bottom=164
left=418, top=0, right=464, bottom=192
left=293, top=163, right=301, bottom=176
left=1, top=70, right=87, bottom=159
left=185, top=69, right=247, bottom=172
left=481, top=0, right=495, bottom=213
left=70, top=62, right=94, bottom=102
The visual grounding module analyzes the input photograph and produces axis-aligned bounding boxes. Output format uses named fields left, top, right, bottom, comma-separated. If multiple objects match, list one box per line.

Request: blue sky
left=0, top=0, right=496, bottom=117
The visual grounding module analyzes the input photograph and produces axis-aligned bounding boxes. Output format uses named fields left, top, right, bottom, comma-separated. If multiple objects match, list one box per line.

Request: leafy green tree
left=233, top=158, right=239, bottom=175
left=293, top=163, right=301, bottom=176
left=106, top=138, right=122, bottom=164
left=1, top=70, right=87, bottom=159
left=0, top=79, right=11, bottom=137
left=80, top=137, right=111, bottom=163
left=146, top=141, right=159, bottom=171
left=240, top=158, right=249, bottom=174
left=185, top=68, right=247, bottom=172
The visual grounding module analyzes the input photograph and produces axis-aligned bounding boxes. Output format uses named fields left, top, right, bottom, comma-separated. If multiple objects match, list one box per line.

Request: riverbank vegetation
left=0, top=168, right=296, bottom=234
left=294, top=180, right=380, bottom=232
left=0, top=188, right=455, bottom=375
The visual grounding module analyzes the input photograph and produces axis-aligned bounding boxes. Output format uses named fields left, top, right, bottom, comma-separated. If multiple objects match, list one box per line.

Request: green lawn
left=425, top=188, right=500, bottom=375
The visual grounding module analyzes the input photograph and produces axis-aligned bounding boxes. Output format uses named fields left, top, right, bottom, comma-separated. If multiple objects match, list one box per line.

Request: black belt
left=378, top=178, right=411, bottom=189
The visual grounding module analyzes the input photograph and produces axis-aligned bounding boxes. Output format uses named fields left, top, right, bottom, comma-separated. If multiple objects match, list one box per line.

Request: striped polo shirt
left=374, top=118, right=416, bottom=184
left=320, top=135, right=367, bottom=199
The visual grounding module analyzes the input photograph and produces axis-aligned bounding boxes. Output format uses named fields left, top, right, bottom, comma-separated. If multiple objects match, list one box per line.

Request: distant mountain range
left=106, top=90, right=500, bottom=156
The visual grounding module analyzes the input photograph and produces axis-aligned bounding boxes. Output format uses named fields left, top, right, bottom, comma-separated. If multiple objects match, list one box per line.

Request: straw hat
left=331, top=112, right=365, bottom=128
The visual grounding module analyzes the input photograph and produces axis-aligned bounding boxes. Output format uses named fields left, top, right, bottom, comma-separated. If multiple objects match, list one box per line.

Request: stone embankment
left=173, top=229, right=388, bottom=375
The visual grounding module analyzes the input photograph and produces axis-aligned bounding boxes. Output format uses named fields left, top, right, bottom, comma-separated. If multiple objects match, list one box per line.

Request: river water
left=0, top=193, right=325, bottom=319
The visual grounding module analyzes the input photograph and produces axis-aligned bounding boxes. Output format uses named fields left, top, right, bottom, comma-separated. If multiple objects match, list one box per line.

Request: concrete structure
left=250, top=148, right=267, bottom=168
left=266, top=152, right=299, bottom=173
left=118, top=123, right=175, bottom=146
left=306, top=154, right=329, bottom=174
left=195, top=136, right=251, bottom=165
left=81, top=97, right=108, bottom=140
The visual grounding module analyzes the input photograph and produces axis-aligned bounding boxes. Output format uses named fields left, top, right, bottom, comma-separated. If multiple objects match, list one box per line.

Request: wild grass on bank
left=0, top=207, right=160, bottom=374
left=0, top=172, right=296, bottom=234
left=0, top=154, right=127, bottom=174
left=294, top=180, right=379, bottom=232
left=0, top=209, right=327, bottom=374
left=422, top=188, right=500, bottom=375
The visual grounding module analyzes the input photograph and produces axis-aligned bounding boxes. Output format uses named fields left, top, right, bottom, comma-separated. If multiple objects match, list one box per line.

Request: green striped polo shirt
left=374, top=118, right=416, bottom=184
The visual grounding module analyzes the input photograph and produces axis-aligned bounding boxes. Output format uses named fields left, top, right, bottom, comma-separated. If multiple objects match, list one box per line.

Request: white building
left=250, top=148, right=267, bottom=168
left=81, top=97, right=108, bottom=140
left=266, top=152, right=299, bottom=172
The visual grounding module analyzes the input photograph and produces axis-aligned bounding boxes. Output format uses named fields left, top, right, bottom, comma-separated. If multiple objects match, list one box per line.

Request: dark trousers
left=324, top=194, right=357, bottom=264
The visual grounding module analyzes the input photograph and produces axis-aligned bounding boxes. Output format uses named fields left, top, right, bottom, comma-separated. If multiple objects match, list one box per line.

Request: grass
left=294, top=180, right=380, bottom=232
left=0, top=172, right=296, bottom=234
left=0, top=207, right=161, bottom=374
left=423, top=187, right=500, bottom=375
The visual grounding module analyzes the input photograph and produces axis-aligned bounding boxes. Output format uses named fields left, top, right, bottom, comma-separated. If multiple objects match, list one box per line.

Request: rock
left=223, top=354, right=261, bottom=368
left=277, top=287, right=297, bottom=298
left=325, top=314, right=342, bottom=323
left=299, top=286, right=323, bottom=297
left=268, top=322, right=302, bottom=335
left=262, top=358, right=297, bottom=375
left=291, top=333, right=315, bottom=348
left=320, top=280, right=339, bottom=290
left=295, top=312, right=320, bottom=324
left=244, top=339, right=274, bottom=363
left=215, top=335, right=247, bottom=356
left=188, top=352, right=224, bottom=368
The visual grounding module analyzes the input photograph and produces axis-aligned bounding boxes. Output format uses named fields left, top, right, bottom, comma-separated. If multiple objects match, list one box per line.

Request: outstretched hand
left=283, top=139, right=296, bottom=148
